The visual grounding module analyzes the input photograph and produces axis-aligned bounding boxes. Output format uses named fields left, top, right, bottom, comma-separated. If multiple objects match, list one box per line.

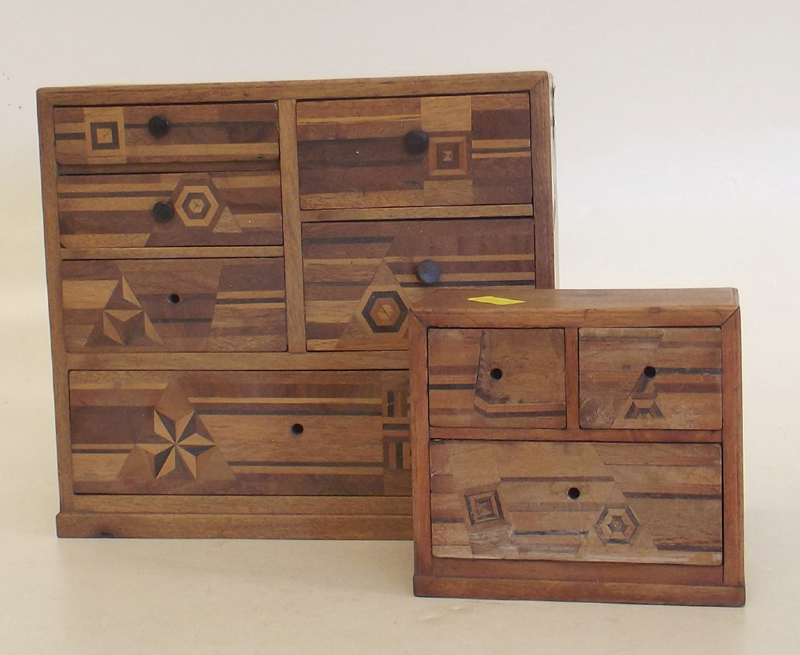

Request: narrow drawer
left=430, top=440, right=722, bottom=565
left=428, top=328, right=566, bottom=428
left=69, top=370, right=410, bottom=496
left=54, top=102, right=279, bottom=166
left=297, top=93, right=532, bottom=209
left=303, top=218, right=535, bottom=351
left=579, top=328, right=723, bottom=430
left=57, top=171, right=282, bottom=249
left=61, top=258, right=287, bottom=352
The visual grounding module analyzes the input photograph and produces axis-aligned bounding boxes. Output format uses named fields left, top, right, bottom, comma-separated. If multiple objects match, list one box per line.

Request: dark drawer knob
left=404, top=129, right=429, bottom=155
left=416, top=259, right=441, bottom=285
left=291, top=423, right=304, bottom=436
left=148, top=115, right=171, bottom=138
left=152, top=201, right=175, bottom=223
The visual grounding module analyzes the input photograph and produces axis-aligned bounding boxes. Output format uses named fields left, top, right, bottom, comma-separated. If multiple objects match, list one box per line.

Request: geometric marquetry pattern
left=298, top=93, right=532, bottom=209
left=594, top=507, right=640, bottom=545
left=57, top=171, right=283, bottom=249
left=69, top=370, right=410, bottom=497
left=61, top=258, right=287, bottom=353
left=54, top=102, right=279, bottom=166
left=430, top=441, right=723, bottom=565
left=465, top=490, right=504, bottom=526
left=428, top=328, right=567, bottom=429
left=579, top=327, right=723, bottom=430
left=119, top=381, right=233, bottom=483
left=302, top=218, right=535, bottom=351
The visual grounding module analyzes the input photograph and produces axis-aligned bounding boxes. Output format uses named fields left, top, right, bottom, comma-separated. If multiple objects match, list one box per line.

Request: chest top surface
left=411, top=288, right=739, bottom=328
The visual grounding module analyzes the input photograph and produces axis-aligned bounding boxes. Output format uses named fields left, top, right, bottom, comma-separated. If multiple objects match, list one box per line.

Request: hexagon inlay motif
left=361, top=291, right=408, bottom=334
left=594, top=506, right=640, bottom=545
left=174, top=185, right=220, bottom=227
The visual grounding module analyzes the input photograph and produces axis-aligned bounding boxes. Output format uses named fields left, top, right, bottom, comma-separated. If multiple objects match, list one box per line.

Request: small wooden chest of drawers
left=409, top=288, right=744, bottom=605
left=38, top=72, right=555, bottom=539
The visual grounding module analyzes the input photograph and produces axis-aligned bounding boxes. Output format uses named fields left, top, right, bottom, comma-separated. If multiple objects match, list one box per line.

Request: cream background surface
left=1, top=1, right=798, bottom=653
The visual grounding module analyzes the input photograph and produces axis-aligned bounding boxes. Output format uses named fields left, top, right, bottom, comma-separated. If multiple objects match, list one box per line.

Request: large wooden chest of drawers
left=38, top=72, right=556, bottom=539
left=409, top=288, right=744, bottom=605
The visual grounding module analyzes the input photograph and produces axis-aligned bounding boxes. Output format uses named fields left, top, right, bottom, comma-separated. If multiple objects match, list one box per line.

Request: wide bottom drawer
left=430, top=440, right=722, bottom=565
left=69, top=369, right=410, bottom=496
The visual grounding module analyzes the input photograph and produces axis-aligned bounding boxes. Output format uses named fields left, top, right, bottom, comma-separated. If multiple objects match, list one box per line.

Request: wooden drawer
left=69, top=370, right=410, bottom=496
left=428, top=328, right=567, bottom=428
left=430, top=440, right=722, bottom=565
left=579, top=328, right=723, bottom=430
left=61, top=258, right=287, bottom=352
left=297, top=94, right=532, bottom=209
left=57, top=171, right=282, bottom=249
left=303, top=218, right=535, bottom=351
left=54, top=102, right=279, bottom=166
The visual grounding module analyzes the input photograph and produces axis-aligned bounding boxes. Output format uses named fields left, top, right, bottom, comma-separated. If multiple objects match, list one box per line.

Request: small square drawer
left=430, top=440, right=722, bottom=565
left=54, top=102, right=279, bottom=166
left=57, top=171, right=282, bottom=249
left=428, top=328, right=566, bottom=429
left=303, top=218, right=535, bottom=351
left=69, top=370, right=410, bottom=496
left=579, top=328, right=723, bottom=430
left=297, top=93, right=532, bottom=209
left=61, top=258, right=287, bottom=352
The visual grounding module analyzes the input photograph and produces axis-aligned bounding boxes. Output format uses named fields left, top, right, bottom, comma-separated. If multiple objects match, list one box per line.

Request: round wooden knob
left=416, top=259, right=441, bottom=285
left=404, top=129, right=429, bottom=155
left=148, top=115, right=171, bottom=138
left=152, top=201, right=175, bottom=223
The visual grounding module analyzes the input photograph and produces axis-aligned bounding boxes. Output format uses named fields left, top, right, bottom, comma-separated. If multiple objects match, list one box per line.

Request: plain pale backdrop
left=1, top=1, right=799, bottom=653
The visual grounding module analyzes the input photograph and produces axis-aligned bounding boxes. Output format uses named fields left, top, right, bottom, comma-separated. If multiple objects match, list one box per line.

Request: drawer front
left=297, top=93, right=532, bottom=209
left=62, top=258, right=287, bottom=352
left=54, top=103, right=279, bottom=166
left=69, top=370, right=410, bottom=496
left=430, top=440, right=722, bottom=565
left=579, top=328, right=723, bottom=430
left=429, top=328, right=567, bottom=428
left=57, top=171, right=282, bottom=249
left=303, top=218, right=535, bottom=351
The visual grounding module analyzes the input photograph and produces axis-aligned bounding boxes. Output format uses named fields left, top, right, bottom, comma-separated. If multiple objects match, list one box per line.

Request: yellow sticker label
left=467, top=295, right=525, bottom=306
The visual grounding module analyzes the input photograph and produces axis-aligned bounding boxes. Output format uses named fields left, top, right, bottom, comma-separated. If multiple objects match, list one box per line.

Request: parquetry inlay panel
left=57, top=171, right=283, bottom=249
left=297, top=93, right=532, bottom=209
left=54, top=103, right=279, bottom=166
left=429, top=440, right=723, bottom=565
left=579, top=328, right=723, bottom=429
left=61, top=258, right=287, bottom=352
left=303, top=218, right=535, bottom=351
left=70, top=370, right=410, bottom=496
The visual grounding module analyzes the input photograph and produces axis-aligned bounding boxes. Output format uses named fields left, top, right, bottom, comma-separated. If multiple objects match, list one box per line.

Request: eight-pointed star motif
left=138, top=409, right=215, bottom=479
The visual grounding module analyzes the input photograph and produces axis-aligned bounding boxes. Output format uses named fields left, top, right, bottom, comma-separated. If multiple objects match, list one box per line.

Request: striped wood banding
left=57, top=171, right=282, bottom=249
left=61, top=257, right=287, bottom=353
left=54, top=103, right=279, bottom=166
left=303, top=218, right=535, bottom=351
left=69, top=369, right=410, bottom=497
left=297, top=94, right=532, bottom=209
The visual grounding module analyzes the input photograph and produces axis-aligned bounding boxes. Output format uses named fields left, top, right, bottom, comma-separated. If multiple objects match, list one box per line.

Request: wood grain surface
left=303, top=218, right=535, bottom=351
left=69, top=370, right=410, bottom=496
left=429, top=440, right=722, bottom=565
left=428, top=328, right=567, bottom=428
left=297, top=94, right=533, bottom=209
left=61, top=258, right=287, bottom=352
left=57, top=171, right=282, bottom=248
left=54, top=103, right=279, bottom=166
left=579, top=328, right=723, bottom=430
left=412, top=287, right=740, bottom=328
